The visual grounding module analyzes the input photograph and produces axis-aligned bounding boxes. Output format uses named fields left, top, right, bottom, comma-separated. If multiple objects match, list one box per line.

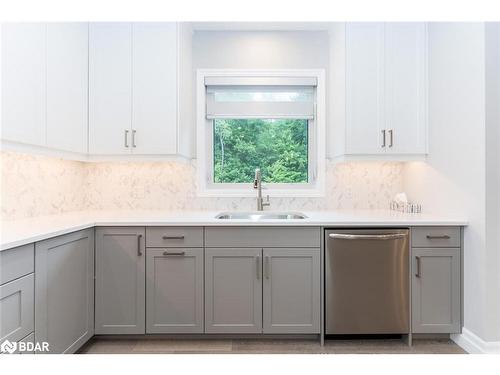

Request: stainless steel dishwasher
left=325, top=229, right=409, bottom=335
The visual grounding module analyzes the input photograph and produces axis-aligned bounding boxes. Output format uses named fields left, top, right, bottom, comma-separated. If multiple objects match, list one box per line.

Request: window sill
left=196, top=187, right=326, bottom=198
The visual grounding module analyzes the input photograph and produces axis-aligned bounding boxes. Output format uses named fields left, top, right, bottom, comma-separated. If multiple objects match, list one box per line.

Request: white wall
left=403, top=22, right=500, bottom=347
left=484, top=22, right=500, bottom=343
left=192, top=30, right=332, bottom=156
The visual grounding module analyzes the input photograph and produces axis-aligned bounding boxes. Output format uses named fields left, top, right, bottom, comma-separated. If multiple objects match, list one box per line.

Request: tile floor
left=79, top=338, right=466, bottom=354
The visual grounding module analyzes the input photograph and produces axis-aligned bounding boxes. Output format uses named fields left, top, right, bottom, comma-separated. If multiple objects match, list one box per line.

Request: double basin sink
left=215, top=212, right=307, bottom=220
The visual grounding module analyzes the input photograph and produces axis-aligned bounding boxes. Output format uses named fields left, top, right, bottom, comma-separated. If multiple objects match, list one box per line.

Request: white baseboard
left=451, top=328, right=500, bottom=354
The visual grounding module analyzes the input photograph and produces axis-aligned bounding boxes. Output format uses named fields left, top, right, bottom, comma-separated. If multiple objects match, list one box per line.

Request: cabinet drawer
left=0, top=244, right=34, bottom=285
left=412, top=227, right=461, bottom=248
left=146, top=227, right=203, bottom=248
left=1, top=274, right=34, bottom=343
left=205, top=227, right=321, bottom=248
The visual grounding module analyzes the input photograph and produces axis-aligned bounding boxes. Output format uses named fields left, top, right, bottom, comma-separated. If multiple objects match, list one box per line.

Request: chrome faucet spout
left=253, top=168, right=270, bottom=211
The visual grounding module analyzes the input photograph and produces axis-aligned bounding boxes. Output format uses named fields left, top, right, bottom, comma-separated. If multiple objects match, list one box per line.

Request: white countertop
left=0, top=209, right=468, bottom=251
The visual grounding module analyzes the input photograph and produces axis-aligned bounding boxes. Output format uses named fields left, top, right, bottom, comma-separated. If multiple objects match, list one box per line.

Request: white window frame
left=196, top=69, right=326, bottom=197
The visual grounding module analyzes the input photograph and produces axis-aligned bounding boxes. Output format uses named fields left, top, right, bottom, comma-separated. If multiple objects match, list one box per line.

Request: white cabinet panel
left=385, top=23, right=427, bottom=154
left=1, top=23, right=46, bottom=146
left=345, top=23, right=385, bottom=154
left=46, top=23, right=89, bottom=153
left=89, top=23, right=132, bottom=155
left=342, top=22, right=428, bottom=157
left=132, top=23, right=177, bottom=154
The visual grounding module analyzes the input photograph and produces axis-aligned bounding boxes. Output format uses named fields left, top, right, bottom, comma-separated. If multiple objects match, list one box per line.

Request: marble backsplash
left=1, top=150, right=403, bottom=220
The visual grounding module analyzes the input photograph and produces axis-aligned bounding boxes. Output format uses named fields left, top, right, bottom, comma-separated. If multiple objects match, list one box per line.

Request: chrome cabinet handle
left=137, top=234, right=142, bottom=256
left=415, top=256, right=421, bottom=278
left=329, top=233, right=407, bottom=240
left=256, top=255, right=260, bottom=280
left=163, top=251, right=185, bottom=256
left=388, top=129, right=393, bottom=147
left=124, top=129, right=129, bottom=148
left=162, top=235, right=185, bottom=240
left=132, top=129, right=137, bottom=148
left=265, top=255, right=271, bottom=279
left=426, top=235, right=451, bottom=239
left=381, top=129, right=386, bottom=148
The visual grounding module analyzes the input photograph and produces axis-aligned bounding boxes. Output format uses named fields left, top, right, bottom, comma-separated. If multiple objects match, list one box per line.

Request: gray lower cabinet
left=1, top=274, right=34, bottom=344
left=263, top=248, right=320, bottom=334
left=35, top=229, right=94, bottom=354
left=205, top=248, right=262, bottom=333
left=146, top=248, right=203, bottom=333
left=412, top=248, right=461, bottom=333
left=95, top=227, right=145, bottom=334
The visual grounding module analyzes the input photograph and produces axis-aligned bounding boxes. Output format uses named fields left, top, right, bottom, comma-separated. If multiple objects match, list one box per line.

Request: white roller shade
left=205, top=77, right=316, bottom=119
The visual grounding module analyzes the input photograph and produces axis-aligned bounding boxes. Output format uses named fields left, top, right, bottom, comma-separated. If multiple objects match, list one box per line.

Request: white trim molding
left=451, top=328, right=500, bottom=354
left=196, top=69, right=326, bottom=198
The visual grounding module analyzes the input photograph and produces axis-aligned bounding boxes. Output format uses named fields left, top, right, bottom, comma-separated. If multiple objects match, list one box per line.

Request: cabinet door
left=95, top=227, right=145, bottom=334
left=146, top=248, right=203, bottom=333
left=345, top=22, right=385, bottom=154
left=205, top=248, right=262, bottom=333
left=385, top=23, right=427, bottom=154
left=132, top=23, right=177, bottom=155
left=46, top=23, right=89, bottom=153
left=1, top=274, right=34, bottom=344
left=412, top=248, right=461, bottom=333
left=35, top=229, right=94, bottom=354
left=1, top=23, right=46, bottom=146
left=89, top=23, right=132, bottom=155
left=263, top=248, right=320, bottom=333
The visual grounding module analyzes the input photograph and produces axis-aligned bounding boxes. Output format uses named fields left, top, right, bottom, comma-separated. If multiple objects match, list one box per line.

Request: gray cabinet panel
left=263, top=248, right=320, bottom=334
left=14, top=332, right=35, bottom=354
left=205, top=248, right=262, bottom=333
left=411, top=227, right=460, bottom=248
left=0, top=274, right=34, bottom=343
left=0, top=243, right=34, bottom=285
left=35, top=229, right=94, bottom=353
left=146, top=248, right=203, bottom=333
left=205, top=227, right=320, bottom=248
left=412, top=248, right=461, bottom=333
left=146, top=227, right=203, bottom=248
left=95, top=227, right=145, bottom=334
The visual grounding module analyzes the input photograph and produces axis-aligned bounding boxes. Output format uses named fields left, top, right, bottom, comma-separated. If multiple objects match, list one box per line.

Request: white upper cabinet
left=89, top=23, right=132, bottom=155
left=89, top=22, right=178, bottom=155
left=46, top=23, right=89, bottom=154
left=384, top=23, right=427, bottom=154
left=1, top=23, right=46, bottom=146
left=345, top=23, right=385, bottom=154
left=335, top=22, right=428, bottom=158
left=132, top=23, right=178, bottom=155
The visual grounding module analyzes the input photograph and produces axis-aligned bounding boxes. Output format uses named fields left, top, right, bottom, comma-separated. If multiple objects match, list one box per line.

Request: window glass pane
left=213, top=119, right=308, bottom=184
left=211, top=87, right=314, bottom=103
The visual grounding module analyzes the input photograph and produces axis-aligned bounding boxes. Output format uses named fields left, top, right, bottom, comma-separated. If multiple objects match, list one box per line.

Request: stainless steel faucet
left=253, top=168, right=270, bottom=211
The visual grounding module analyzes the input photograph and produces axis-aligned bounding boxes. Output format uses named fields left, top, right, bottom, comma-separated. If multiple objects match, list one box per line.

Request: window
left=197, top=70, right=325, bottom=197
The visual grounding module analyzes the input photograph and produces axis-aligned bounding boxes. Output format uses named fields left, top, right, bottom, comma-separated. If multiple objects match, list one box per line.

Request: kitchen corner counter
left=0, top=209, right=468, bottom=251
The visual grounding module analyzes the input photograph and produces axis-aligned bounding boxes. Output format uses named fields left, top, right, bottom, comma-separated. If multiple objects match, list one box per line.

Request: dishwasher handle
left=329, top=233, right=407, bottom=240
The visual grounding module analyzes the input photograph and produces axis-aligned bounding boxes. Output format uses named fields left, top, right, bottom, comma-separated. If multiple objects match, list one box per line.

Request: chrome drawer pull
left=256, top=255, right=260, bottom=280
left=426, top=235, right=451, bottom=239
left=329, top=233, right=407, bottom=240
left=163, top=251, right=185, bottom=256
left=137, top=234, right=142, bottom=256
left=162, top=235, right=185, bottom=240
left=415, top=256, right=421, bottom=278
